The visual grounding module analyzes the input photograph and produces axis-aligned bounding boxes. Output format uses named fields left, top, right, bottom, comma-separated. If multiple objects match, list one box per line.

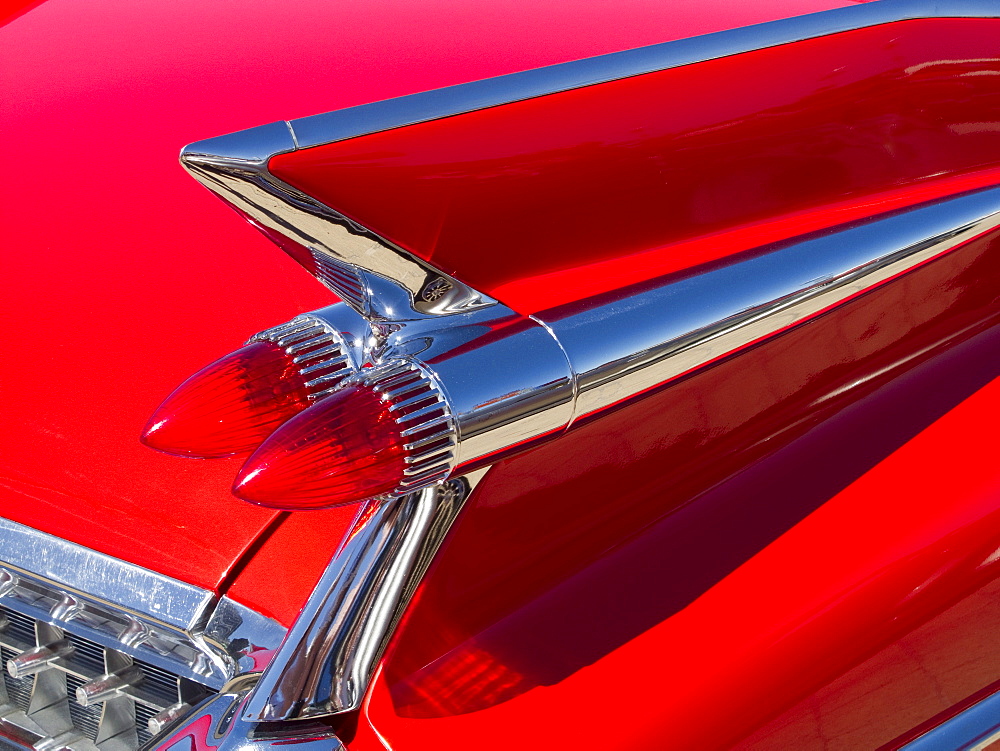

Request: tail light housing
left=233, top=362, right=456, bottom=509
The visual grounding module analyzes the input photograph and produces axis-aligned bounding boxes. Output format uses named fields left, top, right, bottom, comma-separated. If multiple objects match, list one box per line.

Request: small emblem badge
left=422, top=278, right=453, bottom=302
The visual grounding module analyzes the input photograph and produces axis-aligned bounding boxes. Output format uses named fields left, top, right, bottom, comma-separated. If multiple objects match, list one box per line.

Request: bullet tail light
left=141, top=315, right=357, bottom=458
left=232, top=361, right=457, bottom=509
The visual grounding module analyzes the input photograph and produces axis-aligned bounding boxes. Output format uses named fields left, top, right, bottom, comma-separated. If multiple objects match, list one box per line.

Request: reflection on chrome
left=151, top=675, right=345, bottom=751
left=242, top=471, right=487, bottom=721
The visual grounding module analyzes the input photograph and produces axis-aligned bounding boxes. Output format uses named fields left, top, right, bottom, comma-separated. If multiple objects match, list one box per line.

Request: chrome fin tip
left=179, top=120, right=296, bottom=168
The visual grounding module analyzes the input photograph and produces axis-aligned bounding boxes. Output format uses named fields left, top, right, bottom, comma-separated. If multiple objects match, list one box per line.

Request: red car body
left=3, top=0, right=1000, bottom=748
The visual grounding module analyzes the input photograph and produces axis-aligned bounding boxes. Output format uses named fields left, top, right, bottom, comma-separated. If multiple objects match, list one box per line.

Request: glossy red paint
left=224, top=504, right=362, bottom=628
left=0, top=0, right=846, bottom=587
left=271, top=18, right=1000, bottom=315
left=363, top=227, right=1000, bottom=749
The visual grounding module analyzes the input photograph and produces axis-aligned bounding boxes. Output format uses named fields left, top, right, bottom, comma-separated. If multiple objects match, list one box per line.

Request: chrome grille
left=0, top=605, right=213, bottom=751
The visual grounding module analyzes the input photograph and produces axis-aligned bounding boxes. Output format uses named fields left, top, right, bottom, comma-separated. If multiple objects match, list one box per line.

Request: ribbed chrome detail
left=251, top=314, right=357, bottom=400
left=309, top=254, right=367, bottom=312
left=0, top=605, right=213, bottom=751
left=356, top=360, right=457, bottom=492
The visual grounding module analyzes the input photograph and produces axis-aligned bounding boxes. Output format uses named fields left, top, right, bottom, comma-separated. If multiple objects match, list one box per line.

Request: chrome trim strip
left=286, top=0, right=1000, bottom=149
left=150, top=675, right=344, bottom=751
left=901, top=688, right=1000, bottom=750
left=0, top=519, right=286, bottom=690
left=242, top=470, right=488, bottom=721
left=541, top=185, right=1000, bottom=425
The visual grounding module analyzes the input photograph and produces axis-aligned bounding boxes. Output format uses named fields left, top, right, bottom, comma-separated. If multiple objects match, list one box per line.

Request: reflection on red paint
left=272, top=19, right=1000, bottom=314
left=364, top=229, right=1000, bottom=749
left=5, top=0, right=851, bottom=587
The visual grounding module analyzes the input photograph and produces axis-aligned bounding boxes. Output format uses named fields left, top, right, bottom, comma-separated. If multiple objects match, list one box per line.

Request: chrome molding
left=180, top=0, right=1000, bottom=325
left=0, top=520, right=285, bottom=691
left=286, top=0, right=1000, bottom=146
left=242, top=469, right=488, bottom=721
left=901, top=688, right=1000, bottom=750
left=540, top=185, right=1000, bottom=426
left=180, top=133, right=497, bottom=322
left=149, top=675, right=344, bottom=751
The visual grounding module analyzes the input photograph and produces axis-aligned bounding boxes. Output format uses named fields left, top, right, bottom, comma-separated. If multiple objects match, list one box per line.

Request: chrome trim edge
left=242, top=469, right=489, bottom=721
left=148, top=675, right=344, bottom=751
left=0, top=519, right=286, bottom=690
left=901, top=688, right=1000, bottom=750
left=0, top=519, right=210, bottom=633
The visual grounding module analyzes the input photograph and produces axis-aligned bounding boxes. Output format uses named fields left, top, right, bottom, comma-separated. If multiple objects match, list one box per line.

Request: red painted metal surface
left=0, top=0, right=847, bottom=587
left=271, top=18, right=1000, bottom=315
left=6, top=0, right=1000, bottom=748
left=362, top=227, right=1000, bottom=749
left=225, top=505, right=363, bottom=628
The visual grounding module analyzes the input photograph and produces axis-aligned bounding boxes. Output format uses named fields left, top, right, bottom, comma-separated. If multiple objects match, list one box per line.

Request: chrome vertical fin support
left=242, top=470, right=488, bottom=722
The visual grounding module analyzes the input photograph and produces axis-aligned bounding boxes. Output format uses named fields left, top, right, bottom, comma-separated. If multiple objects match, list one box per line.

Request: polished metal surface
left=242, top=469, right=488, bottom=722
left=901, top=687, right=1000, bottom=750
left=0, top=605, right=213, bottom=751
left=251, top=306, right=365, bottom=400
left=149, top=675, right=343, bottom=751
left=540, top=185, right=1000, bottom=425
left=351, top=360, right=457, bottom=491
left=0, top=519, right=285, bottom=690
left=372, top=304, right=575, bottom=472
left=180, top=143, right=496, bottom=322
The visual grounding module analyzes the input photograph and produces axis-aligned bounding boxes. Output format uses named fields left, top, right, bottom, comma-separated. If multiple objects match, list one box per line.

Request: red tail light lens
left=232, top=361, right=456, bottom=509
left=141, top=319, right=352, bottom=458
left=232, top=385, right=406, bottom=509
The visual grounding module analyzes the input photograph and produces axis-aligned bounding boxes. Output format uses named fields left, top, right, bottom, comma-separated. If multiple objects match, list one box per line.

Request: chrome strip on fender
left=901, top=688, right=1000, bottom=750
left=542, top=185, right=1000, bottom=425
left=242, top=470, right=488, bottom=721
left=181, top=0, right=1000, bottom=323
left=184, top=0, right=1000, bottom=155
left=0, top=519, right=285, bottom=689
